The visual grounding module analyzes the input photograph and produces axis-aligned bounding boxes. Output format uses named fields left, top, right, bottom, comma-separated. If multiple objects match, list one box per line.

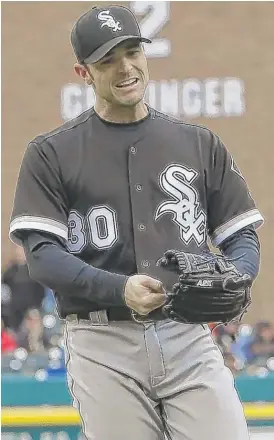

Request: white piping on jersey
left=211, top=209, right=264, bottom=247
left=9, top=215, right=68, bottom=245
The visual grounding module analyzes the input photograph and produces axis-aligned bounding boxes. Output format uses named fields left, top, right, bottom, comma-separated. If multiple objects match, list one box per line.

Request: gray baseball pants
left=64, top=311, right=249, bottom=440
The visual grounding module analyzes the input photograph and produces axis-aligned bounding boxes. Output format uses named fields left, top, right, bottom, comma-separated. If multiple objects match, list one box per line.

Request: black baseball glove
left=157, top=250, right=252, bottom=325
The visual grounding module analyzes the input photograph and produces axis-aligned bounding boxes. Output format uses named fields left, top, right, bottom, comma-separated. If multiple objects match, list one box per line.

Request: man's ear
left=74, top=63, right=93, bottom=86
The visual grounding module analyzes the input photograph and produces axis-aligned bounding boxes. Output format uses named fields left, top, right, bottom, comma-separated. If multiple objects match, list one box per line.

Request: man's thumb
left=148, top=278, right=163, bottom=292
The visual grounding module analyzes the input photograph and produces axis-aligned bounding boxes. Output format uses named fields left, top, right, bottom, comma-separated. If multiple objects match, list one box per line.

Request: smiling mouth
left=115, top=78, right=139, bottom=88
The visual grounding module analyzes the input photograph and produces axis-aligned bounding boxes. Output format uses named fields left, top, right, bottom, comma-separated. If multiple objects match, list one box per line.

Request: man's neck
left=94, top=100, right=148, bottom=124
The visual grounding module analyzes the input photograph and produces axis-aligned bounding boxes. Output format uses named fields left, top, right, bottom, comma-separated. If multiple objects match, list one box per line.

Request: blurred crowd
left=1, top=246, right=65, bottom=378
left=2, top=246, right=274, bottom=378
left=210, top=321, right=274, bottom=376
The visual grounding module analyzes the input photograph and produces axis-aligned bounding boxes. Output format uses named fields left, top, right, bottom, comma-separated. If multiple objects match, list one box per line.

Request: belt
left=67, top=307, right=166, bottom=323
left=77, top=308, right=132, bottom=321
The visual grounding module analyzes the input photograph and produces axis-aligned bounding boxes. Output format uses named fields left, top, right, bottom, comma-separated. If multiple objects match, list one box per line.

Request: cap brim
left=84, top=36, right=151, bottom=64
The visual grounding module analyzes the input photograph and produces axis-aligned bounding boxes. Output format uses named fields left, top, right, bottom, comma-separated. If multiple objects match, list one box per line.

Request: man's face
left=86, top=40, right=149, bottom=107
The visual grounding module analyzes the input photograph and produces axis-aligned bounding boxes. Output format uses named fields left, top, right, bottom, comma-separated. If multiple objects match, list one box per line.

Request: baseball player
left=10, top=5, right=263, bottom=440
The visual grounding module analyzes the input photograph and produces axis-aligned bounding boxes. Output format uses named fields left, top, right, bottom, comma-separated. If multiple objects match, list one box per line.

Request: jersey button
left=141, top=260, right=150, bottom=268
left=138, top=223, right=146, bottom=231
left=135, top=184, right=143, bottom=191
left=130, top=146, right=136, bottom=154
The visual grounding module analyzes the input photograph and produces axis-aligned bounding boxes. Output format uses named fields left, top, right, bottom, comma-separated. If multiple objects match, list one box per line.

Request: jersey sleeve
left=206, top=133, right=264, bottom=247
left=9, top=140, right=69, bottom=245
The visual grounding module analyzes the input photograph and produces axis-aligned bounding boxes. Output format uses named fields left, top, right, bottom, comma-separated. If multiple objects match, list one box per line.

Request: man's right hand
left=124, top=274, right=167, bottom=315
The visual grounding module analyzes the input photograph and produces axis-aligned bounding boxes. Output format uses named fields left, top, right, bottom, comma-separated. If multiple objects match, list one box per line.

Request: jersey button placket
left=128, top=144, right=150, bottom=273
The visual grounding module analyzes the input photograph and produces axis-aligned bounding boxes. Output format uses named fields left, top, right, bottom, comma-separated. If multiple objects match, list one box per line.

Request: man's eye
left=100, top=58, right=112, bottom=65
left=128, top=49, right=140, bottom=56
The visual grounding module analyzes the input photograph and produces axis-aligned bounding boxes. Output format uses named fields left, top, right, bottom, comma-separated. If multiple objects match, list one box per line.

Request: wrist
left=89, top=269, right=129, bottom=307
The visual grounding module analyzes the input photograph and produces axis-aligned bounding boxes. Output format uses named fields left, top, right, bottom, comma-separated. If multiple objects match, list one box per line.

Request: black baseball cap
left=71, top=5, right=151, bottom=64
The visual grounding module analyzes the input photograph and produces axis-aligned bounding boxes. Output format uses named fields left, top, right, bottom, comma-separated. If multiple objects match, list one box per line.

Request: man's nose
left=117, top=56, right=132, bottom=73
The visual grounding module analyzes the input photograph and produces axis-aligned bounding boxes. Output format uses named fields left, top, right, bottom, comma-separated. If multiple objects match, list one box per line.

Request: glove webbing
left=162, top=250, right=240, bottom=276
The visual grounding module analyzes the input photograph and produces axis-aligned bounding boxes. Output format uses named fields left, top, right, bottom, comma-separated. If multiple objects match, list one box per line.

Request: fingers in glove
left=157, top=256, right=179, bottom=271
left=156, top=256, right=169, bottom=266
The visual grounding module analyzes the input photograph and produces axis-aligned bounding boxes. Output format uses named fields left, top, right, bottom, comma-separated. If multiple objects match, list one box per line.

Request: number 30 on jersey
left=67, top=206, right=118, bottom=252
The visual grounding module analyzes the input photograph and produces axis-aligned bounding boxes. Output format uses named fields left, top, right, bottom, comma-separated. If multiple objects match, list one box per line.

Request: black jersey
left=10, top=107, right=263, bottom=292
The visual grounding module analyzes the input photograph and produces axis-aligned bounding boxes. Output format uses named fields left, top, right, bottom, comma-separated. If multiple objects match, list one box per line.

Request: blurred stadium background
left=2, top=1, right=274, bottom=439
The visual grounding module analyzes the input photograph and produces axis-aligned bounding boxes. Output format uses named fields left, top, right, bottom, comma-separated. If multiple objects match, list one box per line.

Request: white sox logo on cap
left=97, top=10, right=122, bottom=32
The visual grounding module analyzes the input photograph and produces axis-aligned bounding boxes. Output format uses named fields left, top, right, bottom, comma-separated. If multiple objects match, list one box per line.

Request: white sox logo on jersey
left=97, top=10, right=122, bottom=32
left=155, top=164, right=207, bottom=246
